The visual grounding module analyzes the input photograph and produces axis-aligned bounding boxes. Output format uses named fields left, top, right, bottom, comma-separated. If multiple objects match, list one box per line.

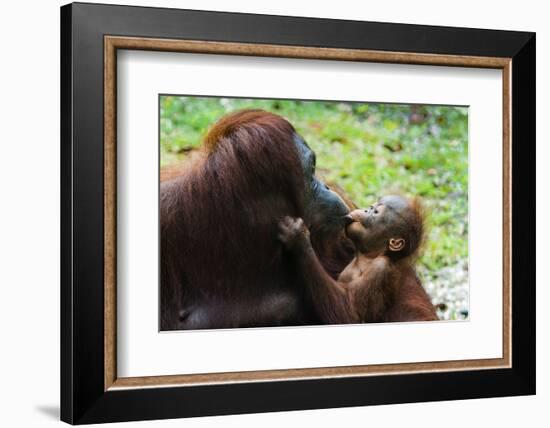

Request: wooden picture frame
left=61, top=2, right=535, bottom=424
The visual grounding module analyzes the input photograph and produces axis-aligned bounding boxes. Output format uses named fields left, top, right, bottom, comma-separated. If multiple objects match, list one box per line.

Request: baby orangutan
left=278, top=195, right=438, bottom=324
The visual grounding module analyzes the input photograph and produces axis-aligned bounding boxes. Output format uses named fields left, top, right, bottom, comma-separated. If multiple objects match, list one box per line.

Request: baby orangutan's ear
left=388, top=238, right=405, bottom=252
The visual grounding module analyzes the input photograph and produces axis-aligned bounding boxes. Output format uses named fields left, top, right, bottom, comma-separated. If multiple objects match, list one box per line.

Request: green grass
left=160, top=96, right=469, bottom=318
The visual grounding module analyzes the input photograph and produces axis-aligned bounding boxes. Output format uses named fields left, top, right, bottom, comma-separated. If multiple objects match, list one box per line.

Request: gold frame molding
left=104, top=35, right=512, bottom=391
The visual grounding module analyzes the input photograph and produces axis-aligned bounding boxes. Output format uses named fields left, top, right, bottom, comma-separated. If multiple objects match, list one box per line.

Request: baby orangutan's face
left=344, top=195, right=409, bottom=253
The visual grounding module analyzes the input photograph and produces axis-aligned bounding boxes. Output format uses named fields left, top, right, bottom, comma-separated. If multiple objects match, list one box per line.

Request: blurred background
left=160, top=96, right=469, bottom=321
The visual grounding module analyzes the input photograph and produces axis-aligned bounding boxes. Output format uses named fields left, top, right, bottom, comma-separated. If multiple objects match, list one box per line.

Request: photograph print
left=159, top=96, right=469, bottom=331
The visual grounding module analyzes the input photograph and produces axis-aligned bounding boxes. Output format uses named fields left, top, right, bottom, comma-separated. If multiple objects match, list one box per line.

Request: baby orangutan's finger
left=280, top=216, right=297, bottom=228
left=278, top=220, right=292, bottom=234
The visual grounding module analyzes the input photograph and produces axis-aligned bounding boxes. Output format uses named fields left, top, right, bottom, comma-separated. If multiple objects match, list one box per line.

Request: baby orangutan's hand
left=278, top=216, right=310, bottom=249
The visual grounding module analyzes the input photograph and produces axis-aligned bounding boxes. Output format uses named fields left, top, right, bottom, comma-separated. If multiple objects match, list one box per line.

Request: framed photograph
left=60, top=2, right=535, bottom=424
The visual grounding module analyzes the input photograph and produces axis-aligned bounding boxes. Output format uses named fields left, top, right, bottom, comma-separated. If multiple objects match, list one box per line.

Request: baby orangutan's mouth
left=343, top=214, right=355, bottom=226
left=344, top=213, right=369, bottom=238
left=346, top=209, right=373, bottom=228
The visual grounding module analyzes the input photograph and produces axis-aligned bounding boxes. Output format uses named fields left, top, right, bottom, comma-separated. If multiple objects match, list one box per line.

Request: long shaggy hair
left=160, top=110, right=315, bottom=328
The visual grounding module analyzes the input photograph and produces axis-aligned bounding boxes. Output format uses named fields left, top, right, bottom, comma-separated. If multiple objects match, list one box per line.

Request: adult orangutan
left=278, top=195, right=438, bottom=323
left=160, top=109, right=354, bottom=330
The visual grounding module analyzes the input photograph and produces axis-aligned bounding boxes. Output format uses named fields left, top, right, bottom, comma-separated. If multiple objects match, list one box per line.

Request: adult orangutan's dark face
left=294, top=135, right=350, bottom=233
